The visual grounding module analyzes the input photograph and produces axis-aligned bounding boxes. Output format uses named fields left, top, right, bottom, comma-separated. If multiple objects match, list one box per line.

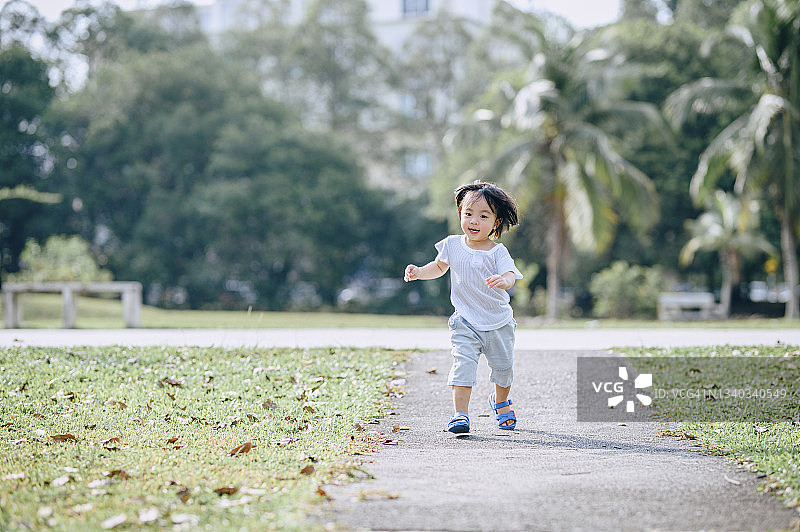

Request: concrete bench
left=657, top=291, right=717, bottom=321
left=2, top=282, right=142, bottom=328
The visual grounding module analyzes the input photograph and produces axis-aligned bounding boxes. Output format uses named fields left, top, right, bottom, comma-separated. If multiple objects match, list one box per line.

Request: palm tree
left=664, top=0, right=800, bottom=319
left=451, top=4, right=661, bottom=319
left=679, top=190, right=776, bottom=318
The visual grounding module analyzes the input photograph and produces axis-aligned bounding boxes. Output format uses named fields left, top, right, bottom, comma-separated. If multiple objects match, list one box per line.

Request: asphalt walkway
left=3, top=326, right=800, bottom=350
left=317, top=349, right=798, bottom=532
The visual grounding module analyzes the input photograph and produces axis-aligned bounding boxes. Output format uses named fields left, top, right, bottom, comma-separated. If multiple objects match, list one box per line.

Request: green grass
left=1, top=293, right=447, bottom=329
left=3, top=293, right=799, bottom=329
left=620, top=345, right=800, bottom=510
left=0, top=345, right=408, bottom=531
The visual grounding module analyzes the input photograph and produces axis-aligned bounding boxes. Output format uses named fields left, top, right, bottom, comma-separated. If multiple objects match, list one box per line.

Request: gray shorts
left=447, top=314, right=516, bottom=388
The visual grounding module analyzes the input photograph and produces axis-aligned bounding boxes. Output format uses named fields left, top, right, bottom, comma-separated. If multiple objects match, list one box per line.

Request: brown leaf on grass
left=229, top=442, right=253, bottom=456
left=316, top=487, right=331, bottom=500
left=51, top=434, right=76, bottom=442
left=166, top=437, right=179, bottom=444
left=101, top=437, right=120, bottom=445
left=299, top=464, right=315, bottom=476
left=261, top=400, right=278, bottom=410
left=157, top=378, right=183, bottom=387
left=104, top=470, right=130, bottom=480
left=214, top=486, right=239, bottom=496
left=303, top=405, right=316, bottom=413
left=426, top=369, right=438, bottom=374
left=176, top=487, right=191, bottom=503
left=105, top=398, right=127, bottom=409
left=273, top=437, right=299, bottom=447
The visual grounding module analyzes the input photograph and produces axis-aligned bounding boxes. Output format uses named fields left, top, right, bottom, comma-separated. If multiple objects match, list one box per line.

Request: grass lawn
left=621, top=345, right=800, bottom=510
left=0, top=345, right=408, bottom=531
left=0, top=293, right=447, bottom=329
left=3, top=293, right=799, bottom=329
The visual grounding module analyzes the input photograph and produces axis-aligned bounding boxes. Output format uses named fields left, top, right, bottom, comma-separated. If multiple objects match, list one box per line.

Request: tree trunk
left=718, top=250, right=733, bottom=319
left=545, top=204, right=563, bottom=320
left=780, top=214, right=799, bottom=319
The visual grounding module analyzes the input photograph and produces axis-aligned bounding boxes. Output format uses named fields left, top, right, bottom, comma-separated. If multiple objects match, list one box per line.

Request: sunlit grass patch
left=622, top=345, right=800, bottom=509
left=0, top=346, right=407, bottom=531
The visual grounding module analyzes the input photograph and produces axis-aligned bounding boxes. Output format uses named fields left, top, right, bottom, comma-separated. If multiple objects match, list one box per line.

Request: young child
left=404, top=181, right=522, bottom=433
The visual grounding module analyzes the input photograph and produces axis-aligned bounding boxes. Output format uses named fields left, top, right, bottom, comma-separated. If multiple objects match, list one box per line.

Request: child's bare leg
left=493, top=383, right=513, bottom=426
left=453, top=385, right=472, bottom=414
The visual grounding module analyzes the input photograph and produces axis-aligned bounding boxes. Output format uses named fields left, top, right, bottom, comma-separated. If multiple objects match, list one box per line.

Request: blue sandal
left=447, top=412, right=470, bottom=434
left=489, top=392, right=516, bottom=430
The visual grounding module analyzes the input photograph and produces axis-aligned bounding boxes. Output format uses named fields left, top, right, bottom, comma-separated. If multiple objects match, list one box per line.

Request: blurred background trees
left=1, top=0, right=796, bottom=319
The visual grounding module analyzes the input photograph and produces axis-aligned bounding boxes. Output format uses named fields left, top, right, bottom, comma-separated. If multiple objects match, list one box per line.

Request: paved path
left=3, top=327, right=800, bottom=350
left=316, top=349, right=798, bottom=532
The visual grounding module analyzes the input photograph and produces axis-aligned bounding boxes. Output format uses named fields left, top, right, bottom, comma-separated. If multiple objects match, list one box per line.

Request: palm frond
left=663, top=78, right=752, bottom=130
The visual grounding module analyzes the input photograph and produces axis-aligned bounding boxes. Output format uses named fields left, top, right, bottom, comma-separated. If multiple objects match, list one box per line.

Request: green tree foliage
left=45, top=42, right=385, bottom=309
left=591, top=19, right=745, bottom=276
left=665, top=0, right=800, bottom=318
left=9, top=234, right=112, bottom=282
left=443, top=4, right=661, bottom=319
left=680, top=191, right=775, bottom=317
left=589, top=260, right=664, bottom=319
left=278, top=0, right=393, bottom=131
left=0, top=41, right=56, bottom=281
left=47, top=0, right=206, bottom=86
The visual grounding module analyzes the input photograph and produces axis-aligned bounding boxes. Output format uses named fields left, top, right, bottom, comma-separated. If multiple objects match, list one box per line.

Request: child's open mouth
left=468, top=228, right=479, bottom=234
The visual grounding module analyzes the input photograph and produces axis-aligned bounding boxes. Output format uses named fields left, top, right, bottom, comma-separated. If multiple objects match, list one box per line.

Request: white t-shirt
left=435, top=235, right=523, bottom=331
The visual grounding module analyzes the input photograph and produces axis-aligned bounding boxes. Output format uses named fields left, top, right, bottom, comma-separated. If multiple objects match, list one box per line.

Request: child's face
left=460, top=194, right=498, bottom=243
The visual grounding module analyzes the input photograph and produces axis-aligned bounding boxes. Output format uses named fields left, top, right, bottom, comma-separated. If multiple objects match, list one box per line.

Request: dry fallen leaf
left=166, top=437, right=179, bottom=444
left=138, top=508, right=159, bottom=524
left=426, top=369, right=438, bottom=374
left=261, top=400, right=278, bottom=410
left=101, top=514, right=127, bottom=529
left=101, top=437, right=120, bottom=445
left=158, top=378, right=183, bottom=387
left=230, top=442, right=253, bottom=456
left=316, top=487, right=331, bottom=500
left=104, top=398, right=127, bottom=409
left=51, top=475, right=71, bottom=487
left=51, top=434, right=76, bottom=442
left=214, top=486, right=239, bottom=496
left=171, top=513, right=197, bottom=525
left=299, top=464, right=315, bottom=476
left=104, top=469, right=130, bottom=480
left=176, top=487, right=191, bottom=503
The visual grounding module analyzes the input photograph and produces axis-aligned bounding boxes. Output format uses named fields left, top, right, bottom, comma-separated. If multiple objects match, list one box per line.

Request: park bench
left=2, top=282, right=142, bottom=329
left=657, top=291, right=717, bottom=321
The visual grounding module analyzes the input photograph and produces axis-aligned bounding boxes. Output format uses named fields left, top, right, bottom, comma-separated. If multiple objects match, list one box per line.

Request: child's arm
left=486, top=271, right=517, bottom=290
left=404, top=259, right=449, bottom=282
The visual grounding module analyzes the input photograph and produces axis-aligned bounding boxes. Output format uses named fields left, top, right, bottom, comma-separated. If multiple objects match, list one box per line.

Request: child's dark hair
left=455, top=181, right=519, bottom=238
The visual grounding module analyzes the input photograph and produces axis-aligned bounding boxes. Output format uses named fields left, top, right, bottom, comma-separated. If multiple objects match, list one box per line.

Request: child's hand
left=486, top=274, right=512, bottom=290
left=404, top=264, right=420, bottom=282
